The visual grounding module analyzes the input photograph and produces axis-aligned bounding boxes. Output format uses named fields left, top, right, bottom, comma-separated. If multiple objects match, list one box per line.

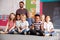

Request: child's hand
left=18, top=30, right=22, bottom=33
left=24, top=25, right=27, bottom=29
left=9, top=29, right=11, bottom=32
left=5, top=31, right=8, bottom=34
left=30, top=26, right=34, bottom=30
left=0, top=31, right=8, bottom=34
left=49, top=28, right=54, bottom=33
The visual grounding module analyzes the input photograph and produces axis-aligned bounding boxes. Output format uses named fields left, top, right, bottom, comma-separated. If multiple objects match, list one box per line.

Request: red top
left=8, top=21, right=15, bottom=30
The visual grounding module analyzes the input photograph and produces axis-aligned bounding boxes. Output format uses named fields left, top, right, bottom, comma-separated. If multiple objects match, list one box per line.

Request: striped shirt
left=33, top=21, right=41, bottom=30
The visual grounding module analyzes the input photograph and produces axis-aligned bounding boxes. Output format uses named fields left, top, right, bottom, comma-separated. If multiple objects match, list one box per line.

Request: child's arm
left=24, top=26, right=27, bottom=29
left=5, top=22, right=9, bottom=32
left=30, top=24, right=34, bottom=30
left=41, top=23, right=44, bottom=31
left=25, top=21, right=29, bottom=29
left=49, top=22, right=54, bottom=32
left=17, top=27, right=22, bottom=32
left=49, top=28, right=54, bottom=32
left=9, top=23, right=15, bottom=32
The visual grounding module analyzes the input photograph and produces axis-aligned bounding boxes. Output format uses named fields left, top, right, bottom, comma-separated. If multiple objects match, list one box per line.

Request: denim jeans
left=44, top=31, right=56, bottom=36
left=8, top=29, right=15, bottom=34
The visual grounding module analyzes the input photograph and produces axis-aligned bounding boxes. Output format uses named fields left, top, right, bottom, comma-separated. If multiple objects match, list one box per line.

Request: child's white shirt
left=20, top=20, right=29, bottom=30
left=16, top=20, right=21, bottom=27
left=44, top=22, right=54, bottom=32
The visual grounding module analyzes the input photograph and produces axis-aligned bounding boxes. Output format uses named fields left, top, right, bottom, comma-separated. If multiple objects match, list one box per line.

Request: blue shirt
left=26, top=18, right=34, bottom=27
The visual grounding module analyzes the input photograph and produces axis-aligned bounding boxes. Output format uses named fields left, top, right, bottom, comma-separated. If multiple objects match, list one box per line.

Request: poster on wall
left=26, top=0, right=40, bottom=17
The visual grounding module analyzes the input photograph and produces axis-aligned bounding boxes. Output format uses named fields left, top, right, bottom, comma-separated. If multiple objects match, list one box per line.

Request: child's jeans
left=8, top=29, right=15, bottom=34
left=18, top=29, right=30, bottom=34
left=44, top=31, right=56, bottom=36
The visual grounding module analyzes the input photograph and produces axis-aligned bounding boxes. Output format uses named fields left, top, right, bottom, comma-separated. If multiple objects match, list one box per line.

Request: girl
left=5, top=13, right=16, bottom=34
left=15, top=14, right=21, bottom=33
left=40, top=14, right=45, bottom=32
left=44, top=16, right=55, bottom=36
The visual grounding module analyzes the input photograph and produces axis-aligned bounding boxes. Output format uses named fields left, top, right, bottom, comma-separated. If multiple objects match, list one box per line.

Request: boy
left=30, top=14, right=44, bottom=36
left=18, top=14, right=29, bottom=35
left=26, top=12, right=34, bottom=28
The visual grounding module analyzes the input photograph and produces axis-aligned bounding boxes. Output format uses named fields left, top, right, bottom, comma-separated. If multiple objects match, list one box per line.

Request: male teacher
left=16, top=1, right=28, bottom=17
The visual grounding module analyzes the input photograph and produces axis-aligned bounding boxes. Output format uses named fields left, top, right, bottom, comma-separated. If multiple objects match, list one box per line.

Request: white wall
left=0, top=0, right=21, bottom=15
left=0, top=0, right=39, bottom=15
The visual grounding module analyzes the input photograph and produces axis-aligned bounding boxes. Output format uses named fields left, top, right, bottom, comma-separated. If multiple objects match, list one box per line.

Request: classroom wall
left=0, top=0, right=60, bottom=29
left=0, top=0, right=21, bottom=15
left=43, top=2, right=60, bottom=29
left=0, top=0, right=21, bottom=26
left=0, top=0, right=40, bottom=26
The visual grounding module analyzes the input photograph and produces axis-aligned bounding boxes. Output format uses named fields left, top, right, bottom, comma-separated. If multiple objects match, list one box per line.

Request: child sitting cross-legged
left=30, top=14, right=44, bottom=36
left=15, top=14, right=21, bottom=33
left=26, top=12, right=34, bottom=28
left=4, top=13, right=16, bottom=34
left=17, top=14, right=29, bottom=35
left=44, top=16, right=55, bottom=36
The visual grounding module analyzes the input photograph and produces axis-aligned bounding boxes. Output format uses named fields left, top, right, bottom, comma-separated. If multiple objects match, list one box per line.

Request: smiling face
left=19, top=1, right=24, bottom=8
left=41, top=14, right=45, bottom=21
left=9, top=13, right=15, bottom=22
left=16, top=15, right=20, bottom=20
left=20, top=14, right=26, bottom=21
left=10, top=14, right=15, bottom=20
left=46, top=16, right=51, bottom=22
left=35, top=16, right=40, bottom=22
left=27, top=12, right=32, bottom=18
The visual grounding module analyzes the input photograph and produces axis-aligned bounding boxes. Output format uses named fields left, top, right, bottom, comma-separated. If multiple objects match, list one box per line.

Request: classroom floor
left=0, top=30, right=60, bottom=40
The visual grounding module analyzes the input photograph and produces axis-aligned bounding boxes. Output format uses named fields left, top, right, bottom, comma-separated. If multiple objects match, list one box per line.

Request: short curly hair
left=19, top=1, right=24, bottom=4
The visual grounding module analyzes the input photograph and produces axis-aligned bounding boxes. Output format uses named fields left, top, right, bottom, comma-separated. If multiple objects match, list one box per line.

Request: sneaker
left=24, top=32, right=27, bottom=35
left=28, top=31, right=30, bottom=35
left=45, top=33, right=50, bottom=36
left=36, top=32, right=39, bottom=35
